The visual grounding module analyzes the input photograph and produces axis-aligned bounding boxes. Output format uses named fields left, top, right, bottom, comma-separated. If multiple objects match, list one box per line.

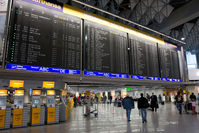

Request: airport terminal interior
left=1, top=0, right=199, bottom=133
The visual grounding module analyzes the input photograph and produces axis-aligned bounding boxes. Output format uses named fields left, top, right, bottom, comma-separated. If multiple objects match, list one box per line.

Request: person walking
left=138, top=93, right=149, bottom=123
left=109, top=95, right=113, bottom=104
left=158, top=94, right=162, bottom=104
left=175, top=92, right=183, bottom=114
left=190, top=92, right=196, bottom=114
left=122, top=94, right=135, bottom=122
left=150, top=93, right=158, bottom=112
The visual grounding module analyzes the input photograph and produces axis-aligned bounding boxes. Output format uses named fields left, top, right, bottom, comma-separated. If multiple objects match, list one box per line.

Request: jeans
left=126, top=109, right=131, bottom=120
left=140, top=108, right=147, bottom=122
left=176, top=103, right=182, bottom=114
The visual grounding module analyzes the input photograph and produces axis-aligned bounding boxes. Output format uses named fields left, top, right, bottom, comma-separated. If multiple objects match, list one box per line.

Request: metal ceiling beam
left=149, top=0, right=199, bottom=32
left=71, top=0, right=186, bottom=44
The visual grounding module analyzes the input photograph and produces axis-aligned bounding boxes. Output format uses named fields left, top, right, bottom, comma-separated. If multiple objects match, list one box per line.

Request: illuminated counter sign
left=0, top=90, right=7, bottom=96
left=47, top=90, right=55, bottom=96
left=15, top=90, right=24, bottom=96
left=32, top=90, right=41, bottom=95
left=43, top=81, right=55, bottom=89
left=10, top=80, right=24, bottom=88
left=84, top=71, right=129, bottom=78
left=23, top=0, right=63, bottom=12
left=6, top=64, right=80, bottom=75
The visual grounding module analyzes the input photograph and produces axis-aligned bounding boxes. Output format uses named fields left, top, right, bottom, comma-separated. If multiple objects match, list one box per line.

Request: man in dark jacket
left=151, top=93, right=158, bottom=112
left=138, top=93, right=149, bottom=123
left=122, top=94, right=134, bottom=121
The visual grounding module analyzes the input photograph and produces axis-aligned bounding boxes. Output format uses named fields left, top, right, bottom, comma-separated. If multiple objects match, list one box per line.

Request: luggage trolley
left=83, top=100, right=98, bottom=117
left=83, top=92, right=98, bottom=117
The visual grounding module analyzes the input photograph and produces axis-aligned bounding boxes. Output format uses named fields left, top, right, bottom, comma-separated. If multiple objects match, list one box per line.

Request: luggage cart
left=83, top=100, right=98, bottom=117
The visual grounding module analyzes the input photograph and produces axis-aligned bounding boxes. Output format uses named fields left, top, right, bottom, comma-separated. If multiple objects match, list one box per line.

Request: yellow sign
left=0, top=90, right=7, bottom=96
left=62, top=90, right=67, bottom=96
left=15, top=90, right=24, bottom=96
left=47, top=107, right=55, bottom=123
left=33, top=90, right=41, bottom=95
left=13, top=109, right=23, bottom=126
left=47, top=90, right=55, bottom=96
left=43, top=81, right=55, bottom=88
left=86, top=90, right=90, bottom=96
left=0, top=110, right=6, bottom=128
left=183, top=90, right=186, bottom=94
left=10, top=80, right=24, bottom=88
left=32, top=108, right=41, bottom=125
left=163, top=91, right=166, bottom=95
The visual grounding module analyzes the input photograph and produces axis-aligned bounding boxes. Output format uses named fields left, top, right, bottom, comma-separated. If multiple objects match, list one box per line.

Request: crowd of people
left=175, top=91, right=199, bottom=115
left=122, top=93, right=160, bottom=123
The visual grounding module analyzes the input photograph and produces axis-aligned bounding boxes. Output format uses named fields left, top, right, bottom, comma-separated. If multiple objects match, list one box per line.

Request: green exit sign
left=125, top=88, right=132, bottom=91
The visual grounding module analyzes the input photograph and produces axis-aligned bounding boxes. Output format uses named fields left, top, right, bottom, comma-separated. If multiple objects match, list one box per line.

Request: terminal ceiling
left=62, top=0, right=199, bottom=52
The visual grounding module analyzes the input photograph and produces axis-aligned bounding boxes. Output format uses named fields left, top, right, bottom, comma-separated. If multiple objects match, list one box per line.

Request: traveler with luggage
left=175, top=92, right=183, bottom=114
left=122, top=94, right=135, bottom=121
left=190, top=92, right=196, bottom=114
left=150, top=93, right=158, bottom=112
left=138, top=93, right=149, bottom=123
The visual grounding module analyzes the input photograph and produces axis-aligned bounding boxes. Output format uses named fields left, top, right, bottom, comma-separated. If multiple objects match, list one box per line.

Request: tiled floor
left=2, top=103, right=199, bottom=133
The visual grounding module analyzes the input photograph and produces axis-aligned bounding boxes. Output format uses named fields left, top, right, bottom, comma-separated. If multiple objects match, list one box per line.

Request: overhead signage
left=32, top=90, right=41, bottom=95
left=0, top=90, right=7, bottom=96
left=84, top=71, right=129, bottom=78
left=10, top=80, right=24, bottom=88
left=125, top=88, right=132, bottom=91
left=23, top=0, right=63, bottom=12
left=43, top=81, right=55, bottom=89
left=131, top=75, right=145, bottom=79
left=47, top=90, right=55, bottom=96
left=15, top=90, right=24, bottom=96
left=6, top=64, right=81, bottom=75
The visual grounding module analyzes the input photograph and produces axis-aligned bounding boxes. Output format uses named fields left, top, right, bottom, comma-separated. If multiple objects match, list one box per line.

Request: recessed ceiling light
left=181, top=37, right=185, bottom=41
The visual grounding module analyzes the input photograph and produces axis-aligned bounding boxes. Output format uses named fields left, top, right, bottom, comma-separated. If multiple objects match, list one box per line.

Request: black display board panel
left=158, top=44, right=180, bottom=79
left=129, top=36, right=160, bottom=77
left=6, top=0, right=81, bottom=70
left=84, top=20, right=129, bottom=74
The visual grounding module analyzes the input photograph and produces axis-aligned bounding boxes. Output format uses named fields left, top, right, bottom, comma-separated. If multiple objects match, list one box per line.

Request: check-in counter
left=31, top=90, right=45, bottom=126
left=12, top=90, right=28, bottom=128
left=0, top=90, right=11, bottom=129
left=46, top=90, right=59, bottom=124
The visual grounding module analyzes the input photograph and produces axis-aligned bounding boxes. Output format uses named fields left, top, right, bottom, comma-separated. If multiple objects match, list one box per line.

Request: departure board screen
left=158, top=44, right=180, bottom=79
left=129, top=35, right=159, bottom=77
left=6, top=0, right=81, bottom=70
left=84, top=20, right=129, bottom=74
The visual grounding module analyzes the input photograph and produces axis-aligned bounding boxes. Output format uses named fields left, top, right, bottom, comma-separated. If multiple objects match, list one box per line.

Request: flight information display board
left=129, top=35, right=159, bottom=77
left=6, top=0, right=81, bottom=70
left=158, top=44, right=180, bottom=79
left=84, top=20, right=129, bottom=74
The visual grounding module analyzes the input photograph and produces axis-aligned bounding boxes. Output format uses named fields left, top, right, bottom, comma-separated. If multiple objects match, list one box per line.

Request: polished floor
left=2, top=103, right=199, bottom=133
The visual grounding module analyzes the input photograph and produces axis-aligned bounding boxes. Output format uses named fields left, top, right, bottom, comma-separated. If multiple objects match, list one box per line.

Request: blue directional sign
left=6, top=64, right=81, bottom=75
left=84, top=71, right=129, bottom=78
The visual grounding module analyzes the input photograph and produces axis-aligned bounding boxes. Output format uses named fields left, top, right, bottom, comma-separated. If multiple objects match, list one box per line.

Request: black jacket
left=138, top=97, right=149, bottom=109
left=190, top=94, right=196, bottom=101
